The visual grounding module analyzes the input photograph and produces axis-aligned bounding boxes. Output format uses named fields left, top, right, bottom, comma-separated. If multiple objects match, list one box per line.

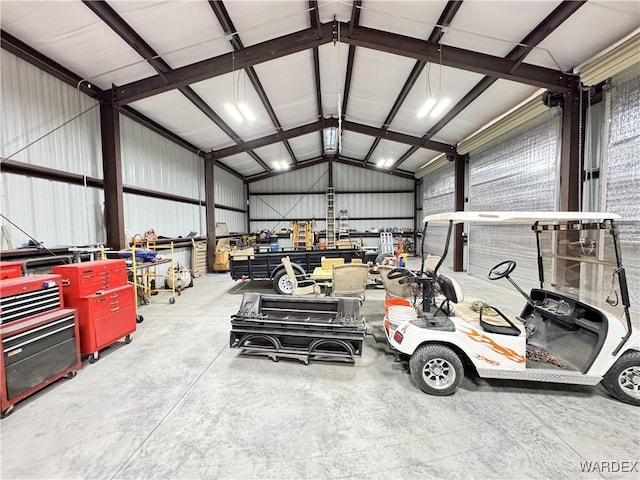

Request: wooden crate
left=191, top=241, right=207, bottom=278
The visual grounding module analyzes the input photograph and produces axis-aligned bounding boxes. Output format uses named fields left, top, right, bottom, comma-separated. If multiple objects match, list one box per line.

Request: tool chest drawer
left=93, top=305, right=136, bottom=351
left=62, top=285, right=134, bottom=322
left=0, top=275, right=62, bottom=326
left=52, top=260, right=128, bottom=297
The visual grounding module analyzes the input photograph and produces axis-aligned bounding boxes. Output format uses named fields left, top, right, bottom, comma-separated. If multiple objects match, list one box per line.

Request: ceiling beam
left=111, top=18, right=576, bottom=107
left=245, top=154, right=415, bottom=183
left=424, top=0, right=586, bottom=140
left=212, top=117, right=454, bottom=159
left=362, top=0, right=462, bottom=166
left=391, top=0, right=585, bottom=173
left=344, top=23, right=577, bottom=91
left=335, top=156, right=414, bottom=179
left=209, top=0, right=298, bottom=165
left=342, top=121, right=455, bottom=153
left=84, top=0, right=268, bottom=172
left=245, top=156, right=328, bottom=183
left=113, top=22, right=335, bottom=105
left=214, top=119, right=331, bottom=159
left=341, top=1, right=362, bottom=119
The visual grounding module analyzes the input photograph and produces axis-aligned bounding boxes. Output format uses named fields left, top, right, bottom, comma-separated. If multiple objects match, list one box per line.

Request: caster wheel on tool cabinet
left=124, top=334, right=132, bottom=345
left=88, top=352, right=99, bottom=364
left=136, top=315, right=144, bottom=323
left=1, top=405, right=14, bottom=419
left=65, top=370, right=77, bottom=379
left=169, top=297, right=176, bottom=305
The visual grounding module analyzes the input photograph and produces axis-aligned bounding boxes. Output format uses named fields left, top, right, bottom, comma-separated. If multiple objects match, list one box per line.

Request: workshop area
left=2, top=266, right=639, bottom=479
left=1, top=1, right=640, bottom=479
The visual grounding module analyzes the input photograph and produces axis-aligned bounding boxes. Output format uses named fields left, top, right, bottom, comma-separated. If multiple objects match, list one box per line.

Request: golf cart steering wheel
left=488, top=260, right=517, bottom=280
left=387, top=268, right=416, bottom=284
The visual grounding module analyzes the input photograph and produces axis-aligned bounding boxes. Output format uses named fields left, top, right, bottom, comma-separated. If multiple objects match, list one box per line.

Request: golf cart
left=385, top=211, right=639, bottom=406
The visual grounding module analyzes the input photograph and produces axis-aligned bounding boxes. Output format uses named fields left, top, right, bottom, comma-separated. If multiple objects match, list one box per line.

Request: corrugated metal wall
left=605, top=65, right=640, bottom=312
left=467, top=110, right=561, bottom=291
left=422, top=163, right=454, bottom=268
left=121, top=115, right=204, bottom=197
left=249, top=164, right=328, bottom=233
left=334, top=163, right=414, bottom=234
left=1, top=50, right=102, bottom=177
left=213, top=165, right=246, bottom=234
left=1, top=172, right=105, bottom=248
left=248, top=162, right=415, bottom=240
left=120, top=115, right=206, bottom=238
left=1, top=50, right=104, bottom=247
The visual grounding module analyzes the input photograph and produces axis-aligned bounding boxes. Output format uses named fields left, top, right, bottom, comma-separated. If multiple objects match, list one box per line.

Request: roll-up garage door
left=466, top=110, right=561, bottom=292
left=605, top=65, right=640, bottom=311
left=422, top=163, right=455, bottom=270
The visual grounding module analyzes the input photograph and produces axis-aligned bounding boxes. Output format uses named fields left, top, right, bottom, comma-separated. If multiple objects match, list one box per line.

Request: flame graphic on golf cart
left=474, top=354, right=500, bottom=366
left=459, top=326, right=525, bottom=364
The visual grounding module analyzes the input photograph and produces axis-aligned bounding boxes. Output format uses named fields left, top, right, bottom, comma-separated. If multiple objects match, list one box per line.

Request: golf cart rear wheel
left=602, top=351, right=640, bottom=406
left=410, top=344, right=463, bottom=396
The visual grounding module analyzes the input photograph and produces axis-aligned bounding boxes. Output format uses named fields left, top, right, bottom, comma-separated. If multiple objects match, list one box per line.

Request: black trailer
left=229, top=248, right=368, bottom=294
left=230, top=293, right=366, bottom=364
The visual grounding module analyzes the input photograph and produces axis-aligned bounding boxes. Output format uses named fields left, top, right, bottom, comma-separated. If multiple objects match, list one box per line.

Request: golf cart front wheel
left=602, top=351, right=640, bottom=406
left=410, top=344, right=463, bottom=396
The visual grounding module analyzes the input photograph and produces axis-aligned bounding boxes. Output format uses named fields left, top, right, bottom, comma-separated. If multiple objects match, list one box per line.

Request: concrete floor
left=1, top=260, right=639, bottom=480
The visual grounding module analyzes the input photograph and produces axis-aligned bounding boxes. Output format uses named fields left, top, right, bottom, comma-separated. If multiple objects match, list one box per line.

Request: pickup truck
left=229, top=248, right=367, bottom=294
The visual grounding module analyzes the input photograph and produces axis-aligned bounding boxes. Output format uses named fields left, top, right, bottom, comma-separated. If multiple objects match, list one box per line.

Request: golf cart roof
left=422, top=211, right=621, bottom=225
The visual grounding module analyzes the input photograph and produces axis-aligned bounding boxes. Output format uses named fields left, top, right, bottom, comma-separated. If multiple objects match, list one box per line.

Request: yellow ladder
left=291, top=221, right=313, bottom=250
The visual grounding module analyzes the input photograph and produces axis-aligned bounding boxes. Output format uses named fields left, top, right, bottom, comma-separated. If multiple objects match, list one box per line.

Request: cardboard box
left=214, top=251, right=229, bottom=271
left=230, top=247, right=255, bottom=261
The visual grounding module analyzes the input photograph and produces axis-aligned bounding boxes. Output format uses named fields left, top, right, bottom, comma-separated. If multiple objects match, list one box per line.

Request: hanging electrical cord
left=77, top=81, right=94, bottom=244
left=4, top=104, right=99, bottom=161
left=0, top=213, right=70, bottom=263
left=577, top=87, right=584, bottom=212
left=336, top=16, right=342, bottom=155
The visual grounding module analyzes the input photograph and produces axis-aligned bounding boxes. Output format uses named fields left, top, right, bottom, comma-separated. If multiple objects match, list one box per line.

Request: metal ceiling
left=1, top=0, right=638, bottom=180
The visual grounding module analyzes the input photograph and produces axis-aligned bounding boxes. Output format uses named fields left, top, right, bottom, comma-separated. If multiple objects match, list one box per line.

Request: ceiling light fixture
left=272, top=160, right=289, bottom=171
left=225, top=103, right=244, bottom=123
left=323, top=126, right=339, bottom=155
left=377, top=135, right=393, bottom=169
left=226, top=53, right=255, bottom=124
left=417, top=50, right=450, bottom=120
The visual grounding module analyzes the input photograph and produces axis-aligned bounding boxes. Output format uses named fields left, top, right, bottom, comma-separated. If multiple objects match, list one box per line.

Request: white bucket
left=387, top=305, right=418, bottom=329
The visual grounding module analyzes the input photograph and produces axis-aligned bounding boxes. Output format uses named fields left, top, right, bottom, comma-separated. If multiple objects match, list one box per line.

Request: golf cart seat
left=436, top=275, right=522, bottom=336
left=434, top=274, right=465, bottom=317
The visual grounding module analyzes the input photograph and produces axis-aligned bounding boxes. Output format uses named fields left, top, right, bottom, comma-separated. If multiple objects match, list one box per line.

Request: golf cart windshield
left=421, top=212, right=629, bottom=320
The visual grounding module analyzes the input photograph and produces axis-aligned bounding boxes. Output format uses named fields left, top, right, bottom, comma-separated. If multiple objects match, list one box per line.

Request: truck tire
left=602, top=351, right=640, bottom=406
left=273, top=269, right=294, bottom=295
left=409, top=344, right=463, bottom=396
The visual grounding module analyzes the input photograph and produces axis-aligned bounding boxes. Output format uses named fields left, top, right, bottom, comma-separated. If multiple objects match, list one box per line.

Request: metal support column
left=558, top=85, right=585, bottom=288
left=205, top=159, right=217, bottom=273
left=453, top=154, right=465, bottom=271
left=559, top=85, right=583, bottom=212
left=100, top=98, right=125, bottom=250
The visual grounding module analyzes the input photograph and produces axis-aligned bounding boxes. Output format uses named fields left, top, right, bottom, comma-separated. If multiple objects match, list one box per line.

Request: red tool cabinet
left=52, top=260, right=135, bottom=363
left=0, top=261, right=24, bottom=280
left=0, top=275, right=81, bottom=417
left=52, top=259, right=127, bottom=297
